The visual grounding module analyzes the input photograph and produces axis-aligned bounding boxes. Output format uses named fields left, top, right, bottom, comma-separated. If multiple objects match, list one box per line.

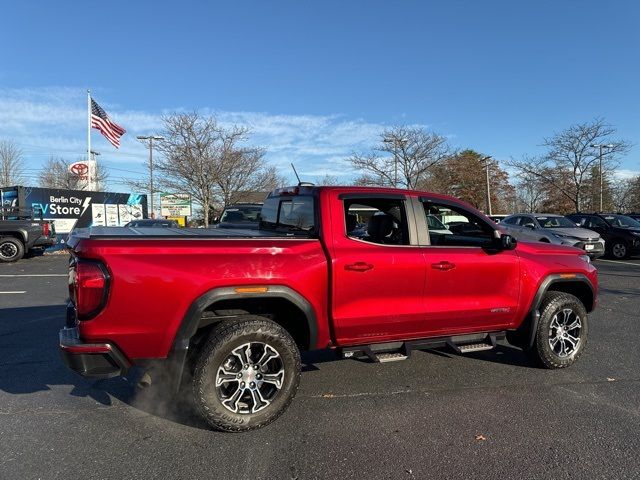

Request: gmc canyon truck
left=60, top=186, right=598, bottom=431
left=0, top=208, right=56, bottom=263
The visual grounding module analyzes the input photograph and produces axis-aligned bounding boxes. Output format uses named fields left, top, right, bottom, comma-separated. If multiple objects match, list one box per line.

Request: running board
left=339, top=332, right=505, bottom=363
left=446, top=332, right=499, bottom=354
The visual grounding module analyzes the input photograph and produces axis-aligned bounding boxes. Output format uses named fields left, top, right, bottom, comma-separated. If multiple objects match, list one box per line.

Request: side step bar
left=339, top=332, right=505, bottom=363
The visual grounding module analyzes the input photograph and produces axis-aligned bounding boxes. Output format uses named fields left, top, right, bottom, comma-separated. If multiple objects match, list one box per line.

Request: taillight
left=42, top=222, right=50, bottom=237
left=69, top=260, right=110, bottom=320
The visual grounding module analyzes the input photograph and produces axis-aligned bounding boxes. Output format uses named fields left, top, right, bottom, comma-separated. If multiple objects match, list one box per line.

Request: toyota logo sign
left=70, top=163, right=89, bottom=175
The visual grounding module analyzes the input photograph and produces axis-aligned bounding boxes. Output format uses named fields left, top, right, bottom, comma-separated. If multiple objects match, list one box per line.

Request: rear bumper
left=59, top=327, right=131, bottom=379
left=33, top=236, right=57, bottom=248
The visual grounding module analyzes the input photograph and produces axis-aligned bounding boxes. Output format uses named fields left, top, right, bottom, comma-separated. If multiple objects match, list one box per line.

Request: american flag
left=91, top=98, right=126, bottom=148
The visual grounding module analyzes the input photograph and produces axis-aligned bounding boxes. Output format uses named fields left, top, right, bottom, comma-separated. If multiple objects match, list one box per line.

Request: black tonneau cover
left=70, top=226, right=293, bottom=240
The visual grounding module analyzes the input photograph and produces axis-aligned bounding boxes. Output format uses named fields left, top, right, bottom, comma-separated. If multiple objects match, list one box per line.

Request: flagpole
left=87, top=90, right=91, bottom=165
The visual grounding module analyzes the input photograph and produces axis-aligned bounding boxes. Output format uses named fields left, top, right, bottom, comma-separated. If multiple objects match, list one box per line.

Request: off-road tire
left=193, top=316, right=301, bottom=432
left=525, top=291, right=588, bottom=369
left=0, top=237, right=25, bottom=263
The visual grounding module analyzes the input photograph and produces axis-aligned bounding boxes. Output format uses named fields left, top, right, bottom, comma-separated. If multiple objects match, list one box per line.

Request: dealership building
left=1, top=185, right=148, bottom=243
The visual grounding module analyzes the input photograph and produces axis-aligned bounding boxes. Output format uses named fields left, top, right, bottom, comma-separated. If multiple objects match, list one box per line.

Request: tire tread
left=192, top=315, right=301, bottom=432
left=527, top=291, right=588, bottom=369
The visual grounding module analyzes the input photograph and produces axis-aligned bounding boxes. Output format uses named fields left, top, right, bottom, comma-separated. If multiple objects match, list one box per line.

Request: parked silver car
left=501, top=213, right=605, bottom=258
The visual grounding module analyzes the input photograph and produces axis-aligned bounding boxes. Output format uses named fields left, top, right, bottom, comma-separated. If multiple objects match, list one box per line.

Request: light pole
left=590, top=144, right=614, bottom=212
left=137, top=135, right=165, bottom=218
left=481, top=155, right=493, bottom=215
left=382, top=137, right=408, bottom=187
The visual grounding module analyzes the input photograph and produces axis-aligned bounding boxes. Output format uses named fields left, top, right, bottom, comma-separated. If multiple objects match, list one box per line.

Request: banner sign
left=160, top=193, right=191, bottom=217
left=0, top=186, right=148, bottom=240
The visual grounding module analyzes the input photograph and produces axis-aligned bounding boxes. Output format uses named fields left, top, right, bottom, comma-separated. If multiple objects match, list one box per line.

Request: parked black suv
left=566, top=213, right=640, bottom=259
left=212, top=203, right=263, bottom=230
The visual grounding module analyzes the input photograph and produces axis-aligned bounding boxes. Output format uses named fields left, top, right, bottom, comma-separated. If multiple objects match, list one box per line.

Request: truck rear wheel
left=0, top=237, right=25, bottom=263
left=526, top=291, right=588, bottom=369
left=192, top=316, right=301, bottom=432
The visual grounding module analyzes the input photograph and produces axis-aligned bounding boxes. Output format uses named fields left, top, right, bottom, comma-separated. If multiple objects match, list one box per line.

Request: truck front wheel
left=525, top=291, right=588, bottom=369
left=0, top=237, right=25, bottom=263
left=193, top=316, right=301, bottom=432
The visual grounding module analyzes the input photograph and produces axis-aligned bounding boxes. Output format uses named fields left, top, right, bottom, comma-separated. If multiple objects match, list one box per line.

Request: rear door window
left=343, top=198, right=410, bottom=245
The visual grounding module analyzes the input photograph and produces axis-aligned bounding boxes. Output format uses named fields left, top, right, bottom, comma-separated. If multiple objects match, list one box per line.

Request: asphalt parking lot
left=1, top=254, right=640, bottom=480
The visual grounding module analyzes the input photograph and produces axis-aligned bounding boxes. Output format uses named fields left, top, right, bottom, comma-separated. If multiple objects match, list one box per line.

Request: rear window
left=260, top=196, right=315, bottom=234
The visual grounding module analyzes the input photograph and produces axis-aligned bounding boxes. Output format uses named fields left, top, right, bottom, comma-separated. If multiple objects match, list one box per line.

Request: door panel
left=422, top=247, right=520, bottom=334
left=332, top=241, right=427, bottom=344
left=419, top=198, right=521, bottom=335
left=329, top=195, right=428, bottom=345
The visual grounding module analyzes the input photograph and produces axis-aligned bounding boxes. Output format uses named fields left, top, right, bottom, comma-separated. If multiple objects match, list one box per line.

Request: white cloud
left=0, top=86, right=416, bottom=186
left=614, top=169, right=640, bottom=180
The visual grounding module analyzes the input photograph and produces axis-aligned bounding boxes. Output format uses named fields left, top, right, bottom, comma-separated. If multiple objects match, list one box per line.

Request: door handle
left=431, top=261, right=455, bottom=271
left=345, top=262, right=374, bottom=272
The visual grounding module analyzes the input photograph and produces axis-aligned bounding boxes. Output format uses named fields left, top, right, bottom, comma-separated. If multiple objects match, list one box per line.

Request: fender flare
left=166, top=285, right=318, bottom=392
left=0, top=229, right=28, bottom=244
left=524, top=273, right=595, bottom=349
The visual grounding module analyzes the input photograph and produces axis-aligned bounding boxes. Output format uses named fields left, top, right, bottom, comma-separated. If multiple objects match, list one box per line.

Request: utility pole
left=481, top=155, right=493, bottom=215
left=137, top=135, right=165, bottom=218
left=383, top=136, right=408, bottom=188
left=89, top=150, right=100, bottom=191
left=590, top=144, right=614, bottom=212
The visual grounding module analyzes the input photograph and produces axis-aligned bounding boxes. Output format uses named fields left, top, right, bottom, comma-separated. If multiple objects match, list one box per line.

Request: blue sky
left=1, top=0, right=639, bottom=190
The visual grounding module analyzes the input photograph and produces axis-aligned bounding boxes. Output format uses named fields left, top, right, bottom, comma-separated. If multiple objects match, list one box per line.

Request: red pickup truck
left=60, top=186, right=598, bottom=431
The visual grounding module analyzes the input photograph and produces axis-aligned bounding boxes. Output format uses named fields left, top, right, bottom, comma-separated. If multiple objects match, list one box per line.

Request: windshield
left=220, top=206, right=262, bottom=223
left=535, top=216, right=577, bottom=228
left=602, top=214, right=640, bottom=229
left=426, top=214, right=447, bottom=230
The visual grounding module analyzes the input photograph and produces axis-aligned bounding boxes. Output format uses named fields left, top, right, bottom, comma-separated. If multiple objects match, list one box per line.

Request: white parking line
left=0, top=291, right=26, bottom=294
left=597, top=259, right=640, bottom=267
left=0, top=274, right=66, bottom=277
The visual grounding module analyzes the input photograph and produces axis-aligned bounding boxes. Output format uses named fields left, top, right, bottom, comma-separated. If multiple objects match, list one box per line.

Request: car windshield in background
left=220, top=206, right=261, bottom=223
left=260, top=196, right=315, bottom=233
left=535, top=216, right=577, bottom=228
left=603, top=215, right=640, bottom=229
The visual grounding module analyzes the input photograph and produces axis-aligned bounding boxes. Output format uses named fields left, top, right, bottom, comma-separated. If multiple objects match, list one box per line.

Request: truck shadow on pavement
left=0, top=305, right=124, bottom=407
left=0, top=304, right=536, bottom=430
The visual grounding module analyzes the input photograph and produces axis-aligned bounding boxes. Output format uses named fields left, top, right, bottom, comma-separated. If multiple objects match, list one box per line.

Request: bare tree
left=611, top=176, right=638, bottom=212
left=39, top=156, right=109, bottom=190
left=514, top=163, right=547, bottom=212
left=630, top=176, right=640, bottom=212
left=0, top=140, right=25, bottom=187
left=153, top=112, right=279, bottom=227
left=507, top=118, right=631, bottom=212
left=350, top=126, right=451, bottom=189
left=215, top=148, right=281, bottom=206
left=317, top=174, right=340, bottom=186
